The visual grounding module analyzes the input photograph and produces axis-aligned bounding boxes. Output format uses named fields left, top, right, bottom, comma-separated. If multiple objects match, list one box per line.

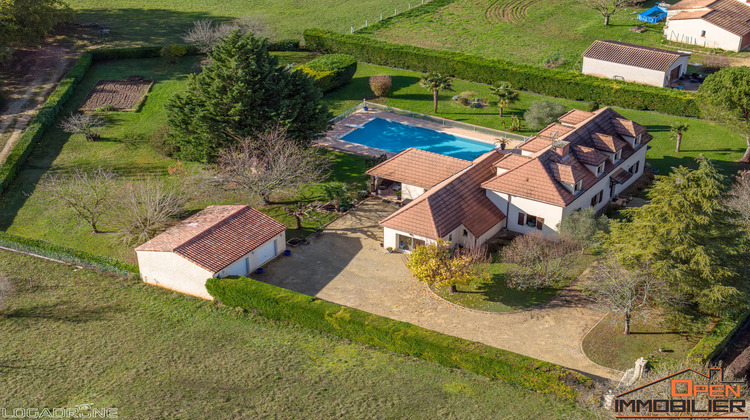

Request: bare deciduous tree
left=114, top=177, right=189, bottom=245
left=579, top=0, right=627, bottom=25
left=501, top=232, right=580, bottom=290
left=59, top=113, right=104, bottom=141
left=41, top=167, right=119, bottom=233
left=582, top=259, right=663, bottom=335
left=284, top=201, right=320, bottom=230
left=216, top=126, right=330, bottom=205
left=182, top=16, right=274, bottom=54
left=727, top=170, right=750, bottom=228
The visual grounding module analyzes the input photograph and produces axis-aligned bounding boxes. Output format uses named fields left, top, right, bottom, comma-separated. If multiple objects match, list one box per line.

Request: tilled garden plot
left=79, top=79, right=153, bottom=111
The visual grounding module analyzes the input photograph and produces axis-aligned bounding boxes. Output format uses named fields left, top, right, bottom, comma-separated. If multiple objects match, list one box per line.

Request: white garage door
left=256, top=240, right=277, bottom=267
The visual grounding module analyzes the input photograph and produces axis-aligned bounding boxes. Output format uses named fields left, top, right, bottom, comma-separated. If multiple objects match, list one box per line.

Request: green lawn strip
left=66, top=0, right=416, bottom=48
left=0, top=250, right=592, bottom=418
left=207, top=276, right=591, bottom=400
left=431, top=253, right=595, bottom=313
left=363, top=0, right=745, bottom=70
left=581, top=313, right=704, bottom=371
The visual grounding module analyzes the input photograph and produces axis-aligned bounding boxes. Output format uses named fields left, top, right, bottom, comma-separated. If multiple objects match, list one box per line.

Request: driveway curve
left=260, top=199, right=622, bottom=381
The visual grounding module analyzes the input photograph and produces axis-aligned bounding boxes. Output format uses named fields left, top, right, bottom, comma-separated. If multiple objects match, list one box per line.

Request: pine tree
left=606, top=157, right=749, bottom=316
left=165, top=31, right=330, bottom=162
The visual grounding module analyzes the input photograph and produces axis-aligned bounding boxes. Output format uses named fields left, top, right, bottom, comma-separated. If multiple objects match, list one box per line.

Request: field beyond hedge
left=0, top=250, right=593, bottom=418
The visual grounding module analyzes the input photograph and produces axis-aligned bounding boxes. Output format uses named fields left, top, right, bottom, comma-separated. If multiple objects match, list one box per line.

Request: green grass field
left=67, top=0, right=423, bottom=47
left=361, top=0, right=745, bottom=70
left=582, top=313, right=704, bottom=371
left=0, top=250, right=592, bottom=418
left=431, top=254, right=595, bottom=313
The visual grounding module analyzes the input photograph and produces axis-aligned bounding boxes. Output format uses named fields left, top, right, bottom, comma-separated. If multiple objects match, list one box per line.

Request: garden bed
left=79, top=78, right=153, bottom=111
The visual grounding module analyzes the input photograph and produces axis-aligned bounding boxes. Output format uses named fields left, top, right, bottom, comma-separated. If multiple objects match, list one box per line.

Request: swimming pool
left=341, top=118, right=496, bottom=160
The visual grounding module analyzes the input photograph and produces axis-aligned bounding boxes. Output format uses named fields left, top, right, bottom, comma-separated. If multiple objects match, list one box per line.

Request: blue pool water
left=341, top=118, right=496, bottom=160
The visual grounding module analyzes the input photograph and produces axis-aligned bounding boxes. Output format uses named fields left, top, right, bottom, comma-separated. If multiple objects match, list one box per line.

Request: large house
left=367, top=107, right=651, bottom=251
left=663, top=0, right=750, bottom=52
left=582, top=40, right=690, bottom=87
left=135, top=205, right=287, bottom=299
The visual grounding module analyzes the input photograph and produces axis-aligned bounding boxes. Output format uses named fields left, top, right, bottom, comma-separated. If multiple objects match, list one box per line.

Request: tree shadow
left=2, top=301, right=122, bottom=323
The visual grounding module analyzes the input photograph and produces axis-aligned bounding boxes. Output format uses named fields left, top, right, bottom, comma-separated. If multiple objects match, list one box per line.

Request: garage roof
left=583, top=40, right=689, bottom=72
left=136, top=205, right=287, bottom=273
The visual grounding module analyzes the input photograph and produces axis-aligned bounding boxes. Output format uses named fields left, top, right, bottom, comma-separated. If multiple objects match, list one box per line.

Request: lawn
left=582, top=313, right=704, bottom=371
left=431, top=253, right=595, bottom=313
left=0, top=250, right=593, bottom=418
left=66, top=0, right=423, bottom=48
left=0, top=53, right=369, bottom=264
left=362, top=0, right=746, bottom=71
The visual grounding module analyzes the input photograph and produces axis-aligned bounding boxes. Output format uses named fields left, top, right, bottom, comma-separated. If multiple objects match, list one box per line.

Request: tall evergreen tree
left=697, top=66, right=750, bottom=163
left=165, top=31, right=330, bottom=162
left=606, top=157, right=749, bottom=316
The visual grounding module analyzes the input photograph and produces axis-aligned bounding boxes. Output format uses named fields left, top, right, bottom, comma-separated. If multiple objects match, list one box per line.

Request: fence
left=333, top=101, right=530, bottom=144
left=345, top=0, right=436, bottom=34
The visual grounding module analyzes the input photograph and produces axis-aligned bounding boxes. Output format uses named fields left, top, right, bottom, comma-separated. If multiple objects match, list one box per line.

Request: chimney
left=552, top=140, right=570, bottom=157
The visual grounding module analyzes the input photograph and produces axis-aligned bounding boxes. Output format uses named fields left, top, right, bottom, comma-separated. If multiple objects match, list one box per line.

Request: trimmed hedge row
left=688, top=312, right=750, bottom=362
left=206, top=276, right=590, bottom=400
left=297, top=54, right=357, bottom=92
left=0, top=231, right=139, bottom=276
left=303, top=29, right=699, bottom=117
left=0, top=51, right=92, bottom=194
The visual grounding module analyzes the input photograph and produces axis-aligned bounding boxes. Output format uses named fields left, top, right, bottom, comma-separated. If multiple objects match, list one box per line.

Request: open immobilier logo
left=613, top=367, right=747, bottom=419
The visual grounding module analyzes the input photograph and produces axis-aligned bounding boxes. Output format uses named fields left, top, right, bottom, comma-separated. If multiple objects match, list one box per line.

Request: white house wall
left=486, top=189, right=565, bottom=235
left=664, top=18, right=743, bottom=51
left=582, top=57, right=670, bottom=87
left=383, top=226, right=433, bottom=250
left=217, top=232, right=286, bottom=277
left=136, top=251, right=215, bottom=300
left=401, top=183, right=426, bottom=201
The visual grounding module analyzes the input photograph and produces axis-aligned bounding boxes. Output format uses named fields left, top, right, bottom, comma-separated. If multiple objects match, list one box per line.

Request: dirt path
left=0, top=45, right=72, bottom=165
left=260, top=199, right=623, bottom=381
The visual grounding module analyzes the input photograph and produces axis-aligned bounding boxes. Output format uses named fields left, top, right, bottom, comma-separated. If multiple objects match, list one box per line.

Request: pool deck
left=316, top=110, right=523, bottom=158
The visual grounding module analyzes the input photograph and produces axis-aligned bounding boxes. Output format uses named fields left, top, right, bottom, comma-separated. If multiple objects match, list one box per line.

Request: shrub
left=160, top=45, right=188, bottom=64
left=368, top=75, right=392, bottom=97
left=268, top=38, right=300, bottom=51
left=524, top=101, right=567, bottom=130
left=206, top=276, right=589, bottom=399
left=542, top=52, right=565, bottom=69
left=586, top=101, right=599, bottom=112
left=303, top=29, right=699, bottom=116
left=95, top=104, right=117, bottom=112
left=150, top=124, right=177, bottom=157
left=296, top=54, right=357, bottom=92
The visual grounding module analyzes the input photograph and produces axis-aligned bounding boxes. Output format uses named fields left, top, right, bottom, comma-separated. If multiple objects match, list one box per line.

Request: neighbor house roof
left=365, top=148, right=472, bottom=189
left=582, top=40, right=689, bottom=72
left=380, top=151, right=507, bottom=240
left=669, top=0, right=750, bottom=36
left=136, top=205, right=286, bottom=273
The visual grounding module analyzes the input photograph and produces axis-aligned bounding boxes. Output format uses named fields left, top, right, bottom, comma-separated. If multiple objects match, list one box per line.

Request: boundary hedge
left=688, top=312, right=750, bottom=362
left=0, top=231, right=138, bottom=276
left=303, top=29, right=699, bottom=117
left=297, top=54, right=357, bottom=92
left=206, top=276, right=590, bottom=400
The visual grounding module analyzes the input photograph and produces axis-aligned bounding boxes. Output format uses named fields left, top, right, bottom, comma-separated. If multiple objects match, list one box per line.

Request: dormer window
left=613, top=150, right=622, bottom=162
left=574, top=180, right=582, bottom=193
left=596, top=163, right=605, bottom=176
left=634, top=134, right=642, bottom=146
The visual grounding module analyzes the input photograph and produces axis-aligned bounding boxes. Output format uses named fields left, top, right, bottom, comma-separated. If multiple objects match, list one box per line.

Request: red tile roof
left=583, top=40, right=689, bottom=72
left=136, top=205, right=286, bottom=273
left=365, top=148, right=472, bottom=188
left=572, top=145, right=608, bottom=166
left=611, top=168, right=634, bottom=184
left=380, top=151, right=507, bottom=239
left=612, top=118, right=647, bottom=138
left=537, top=123, right=575, bottom=139
left=519, top=136, right=553, bottom=153
left=590, top=133, right=627, bottom=153
left=549, top=162, right=584, bottom=184
left=669, top=0, right=750, bottom=36
left=494, top=153, right=531, bottom=171
left=559, top=109, right=594, bottom=126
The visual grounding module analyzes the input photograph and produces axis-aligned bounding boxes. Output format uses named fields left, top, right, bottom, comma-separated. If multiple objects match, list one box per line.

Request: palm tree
left=419, top=73, right=454, bottom=113
left=489, top=82, right=520, bottom=118
left=670, top=122, right=689, bottom=152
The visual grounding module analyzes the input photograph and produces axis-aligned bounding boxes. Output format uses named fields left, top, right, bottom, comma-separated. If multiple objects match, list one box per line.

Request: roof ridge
left=174, top=206, right=250, bottom=252
left=597, top=40, right=686, bottom=56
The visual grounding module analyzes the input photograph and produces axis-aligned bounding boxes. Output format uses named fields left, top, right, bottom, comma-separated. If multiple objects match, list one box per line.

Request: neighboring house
left=664, top=0, right=750, bottom=51
left=135, top=205, right=286, bottom=299
left=582, top=40, right=690, bottom=87
left=370, top=107, right=651, bottom=251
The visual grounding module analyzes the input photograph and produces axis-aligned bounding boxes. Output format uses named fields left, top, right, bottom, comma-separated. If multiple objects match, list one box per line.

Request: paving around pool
left=317, top=103, right=528, bottom=158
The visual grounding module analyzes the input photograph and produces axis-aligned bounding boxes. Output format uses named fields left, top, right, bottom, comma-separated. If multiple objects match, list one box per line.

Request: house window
left=448, top=234, right=453, bottom=242
left=526, top=215, right=538, bottom=228
left=634, top=134, right=642, bottom=146
left=700, top=30, right=706, bottom=37
left=518, top=212, right=526, bottom=226
left=614, top=150, right=622, bottom=162
left=574, top=180, right=582, bottom=193
left=629, top=161, right=640, bottom=174
left=463, top=229, right=468, bottom=237
left=596, top=163, right=605, bottom=176
left=591, top=190, right=604, bottom=206
left=536, top=217, right=544, bottom=231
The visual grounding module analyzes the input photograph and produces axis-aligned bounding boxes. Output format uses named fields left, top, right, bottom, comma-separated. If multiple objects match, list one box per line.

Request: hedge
left=296, top=54, right=357, bottom=92
left=303, top=29, right=699, bottom=117
left=688, top=312, right=750, bottom=362
left=0, top=51, right=93, bottom=194
left=0, top=231, right=139, bottom=276
left=206, top=276, right=590, bottom=400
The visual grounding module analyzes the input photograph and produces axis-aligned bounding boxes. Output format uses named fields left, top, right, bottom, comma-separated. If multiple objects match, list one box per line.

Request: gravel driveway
left=259, top=199, right=622, bottom=381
